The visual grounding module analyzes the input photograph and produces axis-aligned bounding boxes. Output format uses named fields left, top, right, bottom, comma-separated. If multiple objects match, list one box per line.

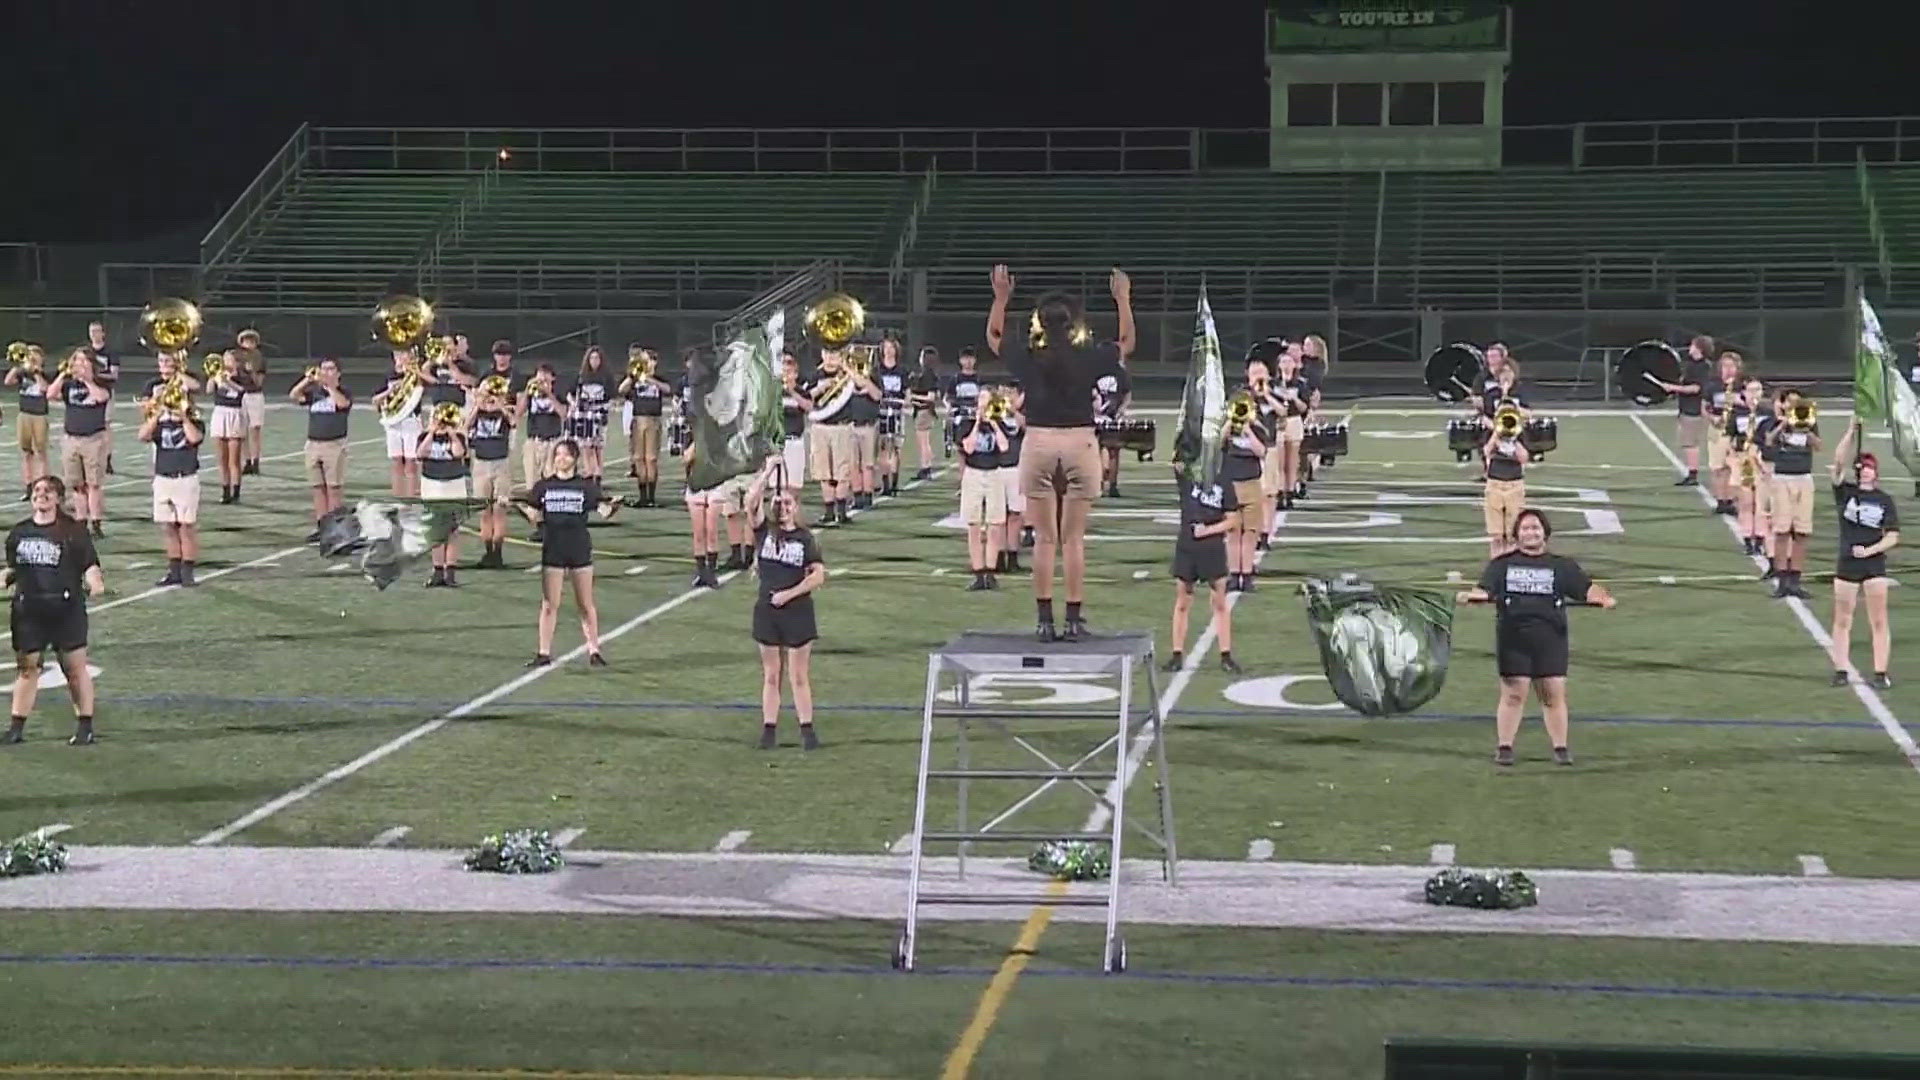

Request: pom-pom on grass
left=1, top=829, right=70, bottom=879
left=463, top=828, right=566, bottom=874
left=1027, top=840, right=1111, bottom=882
left=1423, top=867, right=1538, bottom=910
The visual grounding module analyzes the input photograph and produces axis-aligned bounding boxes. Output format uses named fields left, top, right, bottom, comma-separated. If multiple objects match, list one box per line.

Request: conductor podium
left=895, top=631, right=1178, bottom=974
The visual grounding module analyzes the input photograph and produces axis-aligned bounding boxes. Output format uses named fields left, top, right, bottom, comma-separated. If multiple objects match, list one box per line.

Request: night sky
left=4, top=0, right=1913, bottom=241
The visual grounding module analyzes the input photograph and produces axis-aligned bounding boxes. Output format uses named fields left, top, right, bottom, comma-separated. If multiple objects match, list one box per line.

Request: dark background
left=3, top=0, right=1913, bottom=241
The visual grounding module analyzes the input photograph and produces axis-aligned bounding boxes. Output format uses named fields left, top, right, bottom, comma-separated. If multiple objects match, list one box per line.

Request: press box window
left=1389, top=82, right=1436, bottom=127
left=1288, top=83, right=1334, bottom=127
left=1336, top=82, right=1382, bottom=126
left=1437, top=81, right=1485, bottom=126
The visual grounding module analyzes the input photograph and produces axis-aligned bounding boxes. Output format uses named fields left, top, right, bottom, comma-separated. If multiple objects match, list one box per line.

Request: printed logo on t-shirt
left=1189, top=483, right=1224, bottom=510
left=1843, top=497, right=1887, bottom=531
left=541, top=488, right=586, bottom=515
left=157, top=424, right=191, bottom=452
left=423, top=438, right=459, bottom=462
left=15, top=538, right=60, bottom=567
left=308, top=393, right=339, bottom=414
left=1785, top=432, right=1810, bottom=448
left=1504, top=565, right=1556, bottom=596
left=472, top=414, right=507, bottom=440
left=760, top=534, right=808, bottom=567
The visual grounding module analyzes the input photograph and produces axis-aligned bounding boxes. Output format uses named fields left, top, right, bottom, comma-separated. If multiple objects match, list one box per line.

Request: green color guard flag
left=1170, top=285, right=1227, bottom=485
left=1855, top=288, right=1891, bottom=424
left=688, top=308, right=784, bottom=492
left=1886, top=362, right=1920, bottom=477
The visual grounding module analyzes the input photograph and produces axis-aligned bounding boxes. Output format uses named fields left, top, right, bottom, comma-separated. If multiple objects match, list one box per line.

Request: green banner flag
left=688, top=308, right=784, bottom=492
left=1886, top=367, right=1920, bottom=477
left=1171, top=286, right=1228, bottom=485
left=1855, top=288, right=1892, bottom=423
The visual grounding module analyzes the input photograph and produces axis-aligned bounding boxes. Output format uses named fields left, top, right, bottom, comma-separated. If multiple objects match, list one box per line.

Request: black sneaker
left=966, top=574, right=988, bottom=592
left=1873, top=672, right=1894, bottom=690
left=1552, top=746, right=1573, bottom=766
left=1772, top=578, right=1790, bottom=599
left=1, top=726, right=22, bottom=745
left=306, top=529, right=322, bottom=544
left=155, top=570, right=182, bottom=588
left=1220, top=654, right=1242, bottom=675
left=800, top=725, right=820, bottom=751
left=426, top=568, right=446, bottom=588
left=1830, top=670, right=1850, bottom=687
left=1786, top=580, right=1812, bottom=600
left=1161, top=653, right=1183, bottom=673
left=1062, top=616, right=1089, bottom=642
left=1674, top=473, right=1697, bottom=486
left=587, top=651, right=607, bottom=668
left=89, top=522, right=104, bottom=539
left=1035, top=620, right=1058, bottom=643
left=984, top=573, right=999, bottom=591
left=1494, top=745, right=1515, bottom=767
left=68, top=725, right=95, bottom=746
left=1760, top=562, right=1777, bottom=581
left=757, top=725, right=777, bottom=750
left=526, top=653, right=552, bottom=668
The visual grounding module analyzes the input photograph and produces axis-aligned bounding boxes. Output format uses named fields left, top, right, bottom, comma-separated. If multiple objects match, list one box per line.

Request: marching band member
left=803, top=347, right=860, bottom=526
left=1458, top=508, right=1615, bottom=766
left=1765, top=388, right=1820, bottom=600
left=1479, top=355, right=1527, bottom=419
left=6, top=346, right=51, bottom=496
left=873, top=334, right=909, bottom=498
left=1752, top=385, right=1783, bottom=578
left=1162, top=460, right=1242, bottom=674
left=944, top=347, right=985, bottom=445
left=291, top=359, right=352, bottom=541
left=1725, top=376, right=1766, bottom=554
left=1482, top=364, right=1531, bottom=559
left=47, top=348, right=110, bottom=538
left=1827, top=422, right=1899, bottom=688
left=373, top=349, right=423, bottom=498
left=417, top=404, right=470, bottom=588
left=1299, top=333, right=1330, bottom=482
left=4, top=476, right=106, bottom=747
left=236, top=328, right=268, bottom=476
left=207, top=350, right=256, bottom=504
left=86, top=323, right=120, bottom=476
left=908, top=345, right=943, bottom=480
left=1243, top=348, right=1284, bottom=552
left=1480, top=341, right=1509, bottom=399
left=467, top=379, right=516, bottom=569
left=569, top=346, right=617, bottom=482
left=1096, top=357, right=1132, bottom=498
left=997, top=381, right=1028, bottom=574
left=956, top=394, right=1009, bottom=590
left=518, top=439, right=617, bottom=668
left=620, top=346, right=670, bottom=506
left=778, top=352, right=809, bottom=499
left=1221, top=385, right=1269, bottom=594
left=138, top=382, right=203, bottom=587
left=681, top=348, right=723, bottom=589
left=717, top=468, right=755, bottom=573
left=745, top=459, right=826, bottom=751
left=484, top=339, right=520, bottom=390
left=1275, top=343, right=1312, bottom=508
left=425, top=334, right=475, bottom=404
left=1706, top=350, right=1744, bottom=516
left=516, top=363, right=567, bottom=489
left=987, top=264, right=1134, bottom=642
left=1659, top=335, right=1713, bottom=486
left=844, top=344, right=883, bottom=511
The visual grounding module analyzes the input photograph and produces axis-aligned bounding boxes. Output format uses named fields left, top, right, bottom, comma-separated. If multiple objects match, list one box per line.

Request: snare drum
left=1521, top=417, right=1558, bottom=458
left=878, top=404, right=904, bottom=442
left=567, top=407, right=609, bottom=448
left=1447, top=417, right=1489, bottom=459
left=666, top=412, right=691, bottom=457
left=1096, top=417, right=1157, bottom=460
left=1303, top=422, right=1349, bottom=461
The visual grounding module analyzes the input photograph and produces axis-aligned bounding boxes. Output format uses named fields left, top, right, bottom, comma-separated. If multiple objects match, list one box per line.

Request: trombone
left=627, top=346, right=657, bottom=383
left=1493, top=399, right=1524, bottom=439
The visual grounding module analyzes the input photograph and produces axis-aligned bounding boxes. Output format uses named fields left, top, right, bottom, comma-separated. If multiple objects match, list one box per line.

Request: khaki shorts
left=211, top=405, right=247, bottom=440
left=473, top=457, right=513, bottom=503
left=631, top=414, right=662, bottom=462
left=1707, top=429, right=1730, bottom=472
left=1231, top=477, right=1263, bottom=514
left=1756, top=466, right=1775, bottom=516
left=61, top=431, right=108, bottom=488
left=152, top=473, right=201, bottom=525
left=1677, top=414, right=1706, bottom=450
left=851, top=423, right=878, bottom=470
left=960, top=467, right=1008, bottom=527
left=1259, top=447, right=1283, bottom=495
left=1019, top=426, right=1103, bottom=502
left=1282, top=415, right=1305, bottom=445
left=713, top=475, right=750, bottom=517
left=304, top=438, right=348, bottom=487
left=1772, top=473, right=1815, bottom=535
left=809, top=423, right=856, bottom=487
left=1484, top=478, right=1525, bottom=538
left=913, top=408, right=936, bottom=433
left=16, top=414, right=47, bottom=455
left=522, top=436, right=557, bottom=488
left=1002, top=462, right=1025, bottom=516
left=242, top=391, right=267, bottom=428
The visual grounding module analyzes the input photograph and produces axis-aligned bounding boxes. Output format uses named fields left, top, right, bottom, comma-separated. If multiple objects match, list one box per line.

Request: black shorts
left=541, top=529, right=593, bottom=570
left=11, top=596, right=87, bottom=656
left=1495, top=622, right=1568, bottom=679
left=1171, top=543, right=1228, bottom=585
left=753, top=597, right=817, bottom=649
left=1835, top=555, right=1887, bottom=583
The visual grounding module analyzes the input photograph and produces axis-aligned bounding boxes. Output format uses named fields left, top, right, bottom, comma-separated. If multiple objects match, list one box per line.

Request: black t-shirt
left=782, top=396, right=807, bottom=439
left=1835, top=482, right=1898, bottom=555
left=485, top=363, right=521, bottom=394
left=211, top=372, right=252, bottom=409
left=6, top=519, right=99, bottom=600
left=1771, top=423, right=1817, bottom=476
left=571, top=370, right=617, bottom=415
left=803, top=371, right=853, bottom=425
left=525, top=391, right=564, bottom=440
left=993, top=338, right=1125, bottom=429
left=1754, top=412, right=1781, bottom=464
left=1093, top=367, right=1131, bottom=420
left=875, top=363, right=909, bottom=406
left=426, top=361, right=472, bottom=407
left=957, top=419, right=1003, bottom=471
left=1724, top=402, right=1756, bottom=447
left=93, top=347, right=119, bottom=388
left=381, top=372, right=423, bottom=418
left=470, top=409, right=512, bottom=461
left=420, top=432, right=469, bottom=481
left=299, top=384, right=352, bottom=442
left=61, top=378, right=109, bottom=436
left=754, top=522, right=822, bottom=603
left=1485, top=435, right=1525, bottom=482
left=1223, top=424, right=1266, bottom=483
left=945, top=372, right=984, bottom=417
left=149, top=416, right=200, bottom=476
left=532, top=475, right=602, bottom=532
left=908, top=368, right=941, bottom=413
left=1177, top=477, right=1239, bottom=553
left=845, top=380, right=881, bottom=425
left=1277, top=375, right=1313, bottom=418
left=14, top=370, right=49, bottom=416
left=1481, top=386, right=1526, bottom=419
left=998, top=416, right=1025, bottom=469
left=1676, top=358, right=1709, bottom=417
left=1477, top=552, right=1593, bottom=634
left=629, top=377, right=667, bottom=417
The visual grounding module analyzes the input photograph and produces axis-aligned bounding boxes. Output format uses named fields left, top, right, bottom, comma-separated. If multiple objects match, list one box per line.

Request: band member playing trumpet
left=745, top=459, right=826, bottom=751
left=1725, top=377, right=1766, bottom=555
left=1162, top=461, right=1242, bottom=675
left=138, top=383, right=203, bottom=586
left=619, top=346, right=670, bottom=505
left=292, top=359, right=352, bottom=539
left=516, top=363, right=568, bottom=489
left=47, top=349, right=110, bottom=537
left=208, top=350, right=257, bottom=504
left=1221, top=390, right=1269, bottom=593
left=468, top=378, right=516, bottom=569
left=236, top=328, right=268, bottom=476
left=1765, top=390, right=1820, bottom=600
left=957, top=393, right=1010, bottom=590
left=874, top=335, right=909, bottom=498
left=6, top=345, right=52, bottom=495
left=1457, top=508, right=1615, bottom=766
left=1828, top=422, right=1899, bottom=688
left=4, top=476, right=106, bottom=747
left=1483, top=385, right=1531, bottom=559
left=997, top=381, right=1028, bottom=574
left=944, top=348, right=985, bottom=458
left=1706, top=350, right=1745, bottom=515
left=518, top=439, right=617, bottom=667
left=373, top=350, right=425, bottom=498
left=418, top=403, right=470, bottom=588
left=908, top=345, right=943, bottom=481
left=985, top=265, right=1135, bottom=642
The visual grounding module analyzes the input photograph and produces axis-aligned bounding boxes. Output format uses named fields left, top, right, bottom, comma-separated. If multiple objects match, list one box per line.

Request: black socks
left=1036, top=598, right=1054, bottom=622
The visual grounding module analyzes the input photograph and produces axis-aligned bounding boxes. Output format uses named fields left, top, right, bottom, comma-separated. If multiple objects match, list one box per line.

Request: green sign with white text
left=1267, top=2, right=1508, bottom=53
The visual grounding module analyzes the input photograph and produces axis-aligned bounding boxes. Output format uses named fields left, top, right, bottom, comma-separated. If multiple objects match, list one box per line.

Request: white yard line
left=1610, top=847, right=1638, bottom=871
left=368, top=826, right=410, bottom=848
left=1245, top=838, right=1274, bottom=862
left=623, top=565, right=649, bottom=576
left=713, top=830, right=752, bottom=853
left=552, top=827, right=586, bottom=848
left=1799, top=854, right=1832, bottom=877
left=1628, top=413, right=1920, bottom=776
left=1429, top=843, right=1456, bottom=866
left=2, top=545, right=301, bottom=647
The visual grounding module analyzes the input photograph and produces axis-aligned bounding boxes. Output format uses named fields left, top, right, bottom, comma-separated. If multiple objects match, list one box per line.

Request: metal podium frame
left=894, top=631, right=1178, bottom=974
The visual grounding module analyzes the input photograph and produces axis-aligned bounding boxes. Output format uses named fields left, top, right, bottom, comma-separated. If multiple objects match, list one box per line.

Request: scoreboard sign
left=1267, top=2, right=1509, bottom=52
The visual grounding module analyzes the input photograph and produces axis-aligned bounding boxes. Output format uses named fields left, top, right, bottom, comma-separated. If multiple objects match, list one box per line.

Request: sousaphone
left=1423, top=343, right=1484, bottom=403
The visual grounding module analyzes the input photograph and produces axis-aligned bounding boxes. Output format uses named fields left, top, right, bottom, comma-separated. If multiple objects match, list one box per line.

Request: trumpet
left=1226, top=391, right=1257, bottom=436
left=430, top=401, right=463, bottom=428
left=202, top=352, right=225, bottom=381
left=529, top=370, right=555, bottom=400
left=423, top=335, right=452, bottom=366
left=627, top=347, right=657, bottom=382
left=478, top=374, right=511, bottom=401
left=1493, top=400, right=1524, bottom=438
left=981, top=390, right=1011, bottom=424
left=6, top=341, right=31, bottom=368
left=303, top=365, right=322, bottom=383
left=1787, top=398, right=1819, bottom=431
left=144, top=378, right=196, bottom=422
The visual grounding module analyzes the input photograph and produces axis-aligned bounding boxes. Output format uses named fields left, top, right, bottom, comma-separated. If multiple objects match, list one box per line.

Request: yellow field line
left=937, top=879, right=1070, bottom=1079
left=0, top=1066, right=890, bottom=1080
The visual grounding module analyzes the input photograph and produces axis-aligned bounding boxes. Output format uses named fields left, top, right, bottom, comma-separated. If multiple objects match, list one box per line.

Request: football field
left=0, top=398, right=1916, bottom=1078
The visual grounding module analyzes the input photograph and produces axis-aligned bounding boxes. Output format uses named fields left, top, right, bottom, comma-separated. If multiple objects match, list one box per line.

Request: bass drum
left=1096, top=417, right=1157, bottom=461
left=1617, top=341, right=1684, bottom=408
left=1423, top=343, right=1486, bottom=403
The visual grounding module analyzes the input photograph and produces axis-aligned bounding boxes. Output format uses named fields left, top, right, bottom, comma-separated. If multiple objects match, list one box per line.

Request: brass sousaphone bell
left=140, top=297, right=204, bottom=355
left=371, top=294, right=435, bottom=350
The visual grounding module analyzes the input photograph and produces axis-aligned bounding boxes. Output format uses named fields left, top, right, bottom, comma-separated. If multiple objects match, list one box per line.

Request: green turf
left=0, top=912, right=1914, bottom=1079
left=1, top=406, right=1915, bottom=878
